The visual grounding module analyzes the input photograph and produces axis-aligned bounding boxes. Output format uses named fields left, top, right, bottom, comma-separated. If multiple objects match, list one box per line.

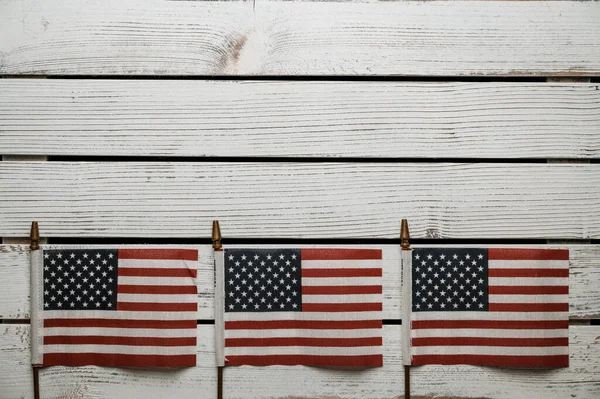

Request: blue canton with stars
left=412, top=248, right=488, bottom=312
left=224, top=249, right=302, bottom=312
left=43, top=249, right=118, bottom=311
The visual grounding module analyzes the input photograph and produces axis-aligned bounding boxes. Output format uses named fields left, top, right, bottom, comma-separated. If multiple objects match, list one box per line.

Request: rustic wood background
left=1, top=0, right=599, bottom=398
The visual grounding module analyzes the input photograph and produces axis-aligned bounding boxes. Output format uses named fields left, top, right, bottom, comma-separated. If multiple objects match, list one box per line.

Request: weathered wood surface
left=1, top=80, right=599, bottom=158
left=0, top=324, right=216, bottom=399
left=2, top=244, right=599, bottom=320
left=1, top=162, right=599, bottom=239
left=2, top=324, right=600, bottom=399
left=1, top=1, right=600, bottom=76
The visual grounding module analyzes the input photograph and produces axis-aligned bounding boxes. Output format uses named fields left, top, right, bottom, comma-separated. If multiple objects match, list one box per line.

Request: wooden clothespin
left=401, top=219, right=411, bottom=399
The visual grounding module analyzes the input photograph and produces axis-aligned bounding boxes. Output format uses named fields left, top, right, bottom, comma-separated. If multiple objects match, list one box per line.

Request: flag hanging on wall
left=30, top=248, right=198, bottom=367
left=404, top=247, right=569, bottom=368
left=215, top=248, right=383, bottom=367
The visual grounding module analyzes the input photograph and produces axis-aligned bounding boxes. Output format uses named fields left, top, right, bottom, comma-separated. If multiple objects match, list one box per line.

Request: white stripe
left=118, top=276, right=196, bottom=285
left=302, top=277, right=381, bottom=286
left=118, top=259, right=197, bottom=269
left=225, top=311, right=382, bottom=322
left=44, top=327, right=197, bottom=338
left=43, top=310, right=197, bottom=320
left=489, top=277, right=567, bottom=286
left=302, top=294, right=383, bottom=304
left=302, top=260, right=382, bottom=269
left=489, top=294, right=568, bottom=304
left=44, top=345, right=195, bottom=355
left=412, top=346, right=568, bottom=356
left=224, top=346, right=381, bottom=356
left=412, top=312, right=567, bottom=321
left=412, top=329, right=568, bottom=339
left=224, top=329, right=382, bottom=339
left=489, top=260, right=569, bottom=269
left=117, top=293, right=198, bottom=303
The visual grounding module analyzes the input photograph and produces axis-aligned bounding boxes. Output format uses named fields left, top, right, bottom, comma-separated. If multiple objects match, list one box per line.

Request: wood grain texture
left=2, top=244, right=599, bottom=320
left=1, top=1, right=599, bottom=76
left=411, top=326, right=600, bottom=399
left=3, top=325, right=600, bottom=399
left=1, top=80, right=599, bottom=158
left=0, top=325, right=33, bottom=399
left=0, top=324, right=216, bottom=399
left=0, top=244, right=215, bottom=319
left=1, top=162, right=599, bottom=239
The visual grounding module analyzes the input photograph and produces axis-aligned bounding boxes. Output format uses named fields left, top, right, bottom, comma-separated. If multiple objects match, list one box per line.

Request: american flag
left=218, top=248, right=383, bottom=367
left=33, top=248, right=198, bottom=367
left=409, top=248, right=569, bottom=368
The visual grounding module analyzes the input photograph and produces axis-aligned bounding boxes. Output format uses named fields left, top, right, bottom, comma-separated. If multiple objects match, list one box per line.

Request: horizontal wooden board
left=1, top=80, right=599, bottom=158
left=410, top=325, right=600, bottom=399
left=1, top=1, right=600, bottom=76
left=0, top=325, right=33, bottom=399
left=2, top=324, right=600, bottom=399
left=0, top=324, right=216, bottom=399
left=1, top=162, right=599, bottom=239
left=2, top=244, right=598, bottom=320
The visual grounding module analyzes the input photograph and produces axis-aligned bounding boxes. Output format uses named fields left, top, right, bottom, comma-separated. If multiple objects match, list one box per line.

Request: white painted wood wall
left=1, top=1, right=599, bottom=398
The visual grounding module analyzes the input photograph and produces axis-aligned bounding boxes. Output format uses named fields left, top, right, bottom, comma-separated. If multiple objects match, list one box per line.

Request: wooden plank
left=1, top=80, right=599, bottom=158
left=3, top=324, right=599, bottom=399
left=0, top=244, right=215, bottom=319
left=0, top=324, right=216, bottom=399
left=2, top=244, right=599, bottom=320
left=1, top=1, right=599, bottom=76
left=0, top=325, right=34, bottom=399
left=411, top=325, right=600, bottom=399
left=1, top=162, right=599, bottom=239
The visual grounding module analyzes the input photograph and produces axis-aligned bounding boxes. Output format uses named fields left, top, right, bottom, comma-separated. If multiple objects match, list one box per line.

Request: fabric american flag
left=33, top=248, right=198, bottom=367
left=220, top=248, right=383, bottom=367
left=409, top=248, right=569, bottom=368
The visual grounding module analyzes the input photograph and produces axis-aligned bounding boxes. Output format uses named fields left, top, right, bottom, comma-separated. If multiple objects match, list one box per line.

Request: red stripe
left=225, top=319, right=382, bottom=330
left=226, top=337, right=382, bottom=348
left=44, top=318, right=197, bottom=329
left=43, top=353, right=196, bottom=367
left=412, top=354, right=568, bottom=368
left=488, top=248, right=569, bottom=261
left=302, top=268, right=382, bottom=278
left=412, top=337, right=568, bottom=347
left=118, top=249, right=198, bottom=261
left=302, top=303, right=382, bottom=312
left=412, top=320, right=568, bottom=330
left=489, top=268, right=568, bottom=278
left=117, top=302, right=197, bottom=312
left=302, top=285, right=382, bottom=295
left=44, top=336, right=197, bottom=347
left=225, top=354, right=383, bottom=367
left=301, top=248, right=382, bottom=260
left=489, top=285, right=568, bottom=295
left=488, top=303, right=568, bottom=312
left=118, top=268, right=197, bottom=278
left=118, top=285, right=197, bottom=294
